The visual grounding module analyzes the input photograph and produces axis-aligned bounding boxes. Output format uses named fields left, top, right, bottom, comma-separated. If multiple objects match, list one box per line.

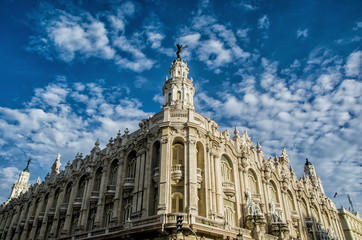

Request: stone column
left=135, top=150, right=146, bottom=215
left=204, top=147, right=211, bottom=218
left=29, top=198, right=44, bottom=239
left=112, top=159, right=124, bottom=224
left=214, top=154, right=223, bottom=217
left=13, top=203, right=30, bottom=240
left=62, top=183, right=78, bottom=235
left=115, top=158, right=125, bottom=222
left=2, top=212, right=13, bottom=240
left=157, top=136, right=170, bottom=214
left=209, top=151, right=216, bottom=216
left=186, top=139, right=198, bottom=215
left=79, top=175, right=93, bottom=230
left=20, top=201, right=35, bottom=240
left=142, top=146, right=152, bottom=217
left=39, top=193, right=54, bottom=240
left=5, top=206, right=20, bottom=240
left=49, top=188, right=65, bottom=239
left=261, top=179, right=269, bottom=214
left=94, top=166, right=108, bottom=228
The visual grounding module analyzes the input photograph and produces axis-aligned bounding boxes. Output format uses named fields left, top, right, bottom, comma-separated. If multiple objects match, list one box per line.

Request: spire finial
left=23, top=157, right=32, bottom=172
left=234, top=127, right=239, bottom=137
left=95, top=138, right=100, bottom=146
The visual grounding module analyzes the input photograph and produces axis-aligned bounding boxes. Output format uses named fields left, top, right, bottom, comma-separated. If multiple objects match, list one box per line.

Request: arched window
left=126, top=152, right=137, bottom=178
left=77, top=176, right=87, bottom=198
left=123, top=197, right=133, bottom=222
left=301, top=198, right=308, bottom=217
left=269, top=181, right=279, bottom=203
left=312, top=206, right=320, bottom=222
left=93, top=167, right=102, bottom=191
left=287, top=190, right=296, bottom=211
left=171, top=193, right=184, bottom=213
left=221, top=156, right=233, bottom=183
left=172, top=143, right=184, bottom=165
left=177, top=91, right=181, bottom=100
left=52, top=188, right=60, bottom=209
left=224, top=205, right=235, bottom=226
left=64, top=182, right=72, bottom=204
left=248, top=169, right=259, bottom=195
left=322, top=212, right=330, bottom=229
left=109, top=160, right=118, bottom=185
left=42, top=193, right=49, bottom=212
left=32, top=198, right=40, bottom=216
left=104, top=202, right=114, bottom=227
left=186, top=93, right=190, bottom=104
left=168, top=93, right=171, bottom=104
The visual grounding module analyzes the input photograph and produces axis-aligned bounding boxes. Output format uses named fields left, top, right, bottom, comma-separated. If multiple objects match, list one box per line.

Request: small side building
left=338, top=207, right=362, bottom=240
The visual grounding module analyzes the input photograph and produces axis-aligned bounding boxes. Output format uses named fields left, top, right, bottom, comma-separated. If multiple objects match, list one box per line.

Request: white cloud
left=194, top=49, right=362, bottom=212
left=297, top=28, right=309, bottom=39
left=48, top=13, right=115, bottom=62
left=134, top=76, right=148, bottom=88
left=258, top=15, right=270, bottom=30
left=0, top=80, right=153, bottom=203
left=345, top=50, right=362, bottom=77
left=27, top=3, right=157, bottom=72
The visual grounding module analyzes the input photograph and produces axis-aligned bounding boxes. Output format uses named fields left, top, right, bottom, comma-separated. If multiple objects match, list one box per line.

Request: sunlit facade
left=0, top=56, right=345, bottom=240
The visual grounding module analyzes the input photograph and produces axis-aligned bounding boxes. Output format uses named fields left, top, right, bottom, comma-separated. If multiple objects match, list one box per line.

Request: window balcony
left=197, top=168, right=202, bottom=189
left=222, top=181, right=235, bottom=197
left=105, top=185, right=116, bottom=196
left=123, top=178, right=135, bottom=190
left=171, top=164, right=184, bottom=183
left=59, top=203, right=68, bottom=213
left=152, top=167, right=159, bottom=184
left=90, top=191, right=99, bottom=202
left=73, top=198, right=82, bottom=209
left=48, top=208, right=56, bottom=217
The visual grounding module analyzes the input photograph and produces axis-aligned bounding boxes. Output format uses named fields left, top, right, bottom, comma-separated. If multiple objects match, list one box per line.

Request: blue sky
left=0, top=0, right=361, bottom=212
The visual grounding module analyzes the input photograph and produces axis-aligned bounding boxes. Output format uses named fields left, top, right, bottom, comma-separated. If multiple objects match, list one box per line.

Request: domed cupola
left=162, top=44, right=195, bottom=110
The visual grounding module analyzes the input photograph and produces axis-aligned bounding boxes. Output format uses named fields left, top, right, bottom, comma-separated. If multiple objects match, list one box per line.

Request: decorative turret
left=5, top=159, right=31, bottom=204
left=162, top=44, right=195, bottom=110
left=51, top=153, right=61, bottom=176
left=304, top=158, right=325, bottom=194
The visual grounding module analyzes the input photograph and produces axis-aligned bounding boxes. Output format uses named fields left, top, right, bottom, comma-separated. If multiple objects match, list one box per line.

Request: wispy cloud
left=194, top=48, right=362, bottom=212
left=27, top=2, right=159, bottom=72
left=258, top=15, right=270, bottom=30
left=297, top=28, right=309, bottom=39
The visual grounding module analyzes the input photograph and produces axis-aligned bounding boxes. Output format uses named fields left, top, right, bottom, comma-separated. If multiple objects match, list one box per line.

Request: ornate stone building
left=0, top=54, right=346, bottom=240
left=338, top=208, right=362, bottom=240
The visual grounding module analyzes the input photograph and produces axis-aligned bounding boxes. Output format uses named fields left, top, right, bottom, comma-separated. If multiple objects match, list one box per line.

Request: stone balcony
left=59, top=203, right=68, bottom=214
left=106, top=185, right=116, bottom=196
left=222, top=181, right=236, bottom=197
left=197, top=168, right=202, bottom=189
left=90, top=191, right=99, bottom=202
left=73, top=198, right=82, bottom=209
left=171, top=164, right=184, bottom=183
left=123, top=178, right=135, bottom=190
left=152, top=167, right=159, bottom=184
left=48, top=208, right=56, bottom=217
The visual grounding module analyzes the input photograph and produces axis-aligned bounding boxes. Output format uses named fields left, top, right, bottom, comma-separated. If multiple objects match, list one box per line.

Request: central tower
left=162, top=56, right=195, bottom=110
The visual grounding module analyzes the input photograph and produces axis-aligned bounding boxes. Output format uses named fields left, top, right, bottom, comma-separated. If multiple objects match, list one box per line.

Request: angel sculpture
left=176, top=44, right=188, bottom=58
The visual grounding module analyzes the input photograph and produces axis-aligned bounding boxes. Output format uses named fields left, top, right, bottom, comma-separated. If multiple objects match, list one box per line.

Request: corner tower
left=6, top=158, right=31, bottom=203
left=162, top=48, right=195, bottom=110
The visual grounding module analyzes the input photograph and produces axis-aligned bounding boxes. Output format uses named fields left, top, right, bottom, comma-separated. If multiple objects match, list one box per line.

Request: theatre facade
left=0, top=54, right=345, bottom=240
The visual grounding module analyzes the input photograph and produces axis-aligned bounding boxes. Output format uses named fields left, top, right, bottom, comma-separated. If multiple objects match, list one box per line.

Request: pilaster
left=157, top=134, right=170, bottom=214
left=94, top=166, right=108, bottom=228
left=186, top=138, right=198, bottom=215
